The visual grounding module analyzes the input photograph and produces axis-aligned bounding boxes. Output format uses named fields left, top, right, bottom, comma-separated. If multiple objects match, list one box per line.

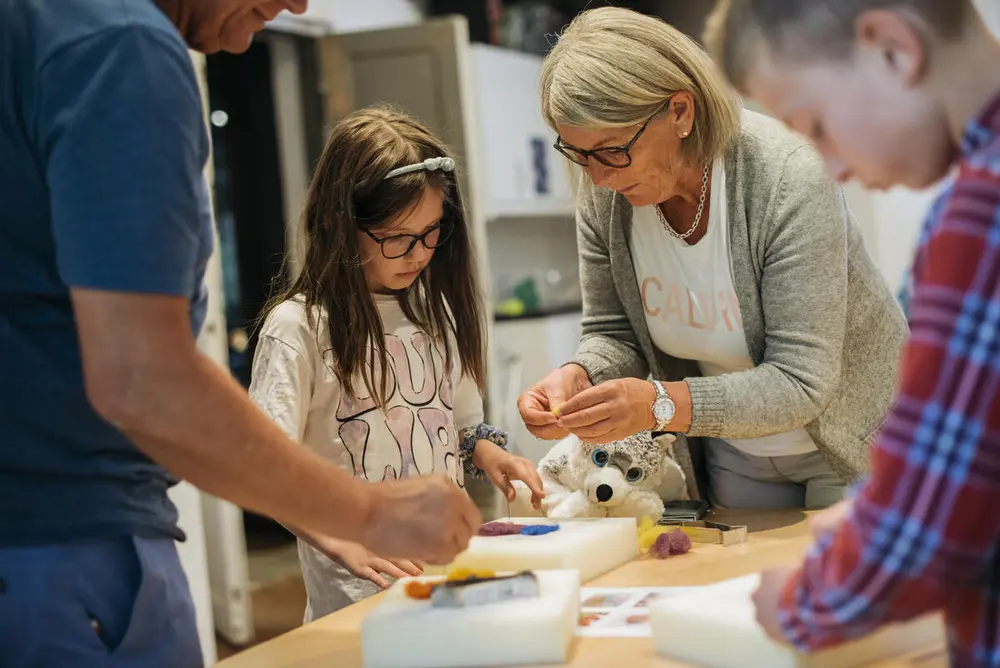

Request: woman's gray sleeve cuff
left=572, top=337, right=649, bottom=384
left=684, top=376, right=726, bottom=437
left=569, top=352, right=610, bottom=385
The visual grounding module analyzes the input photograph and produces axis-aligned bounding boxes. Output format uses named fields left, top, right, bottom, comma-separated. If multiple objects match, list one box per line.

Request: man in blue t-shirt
left=0, top=2, right=482, bottom=665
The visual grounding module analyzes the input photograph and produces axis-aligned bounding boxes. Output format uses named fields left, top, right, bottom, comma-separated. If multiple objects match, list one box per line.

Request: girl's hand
left=472, top=441, right=545, bottom=510
left=555, top=378, right=692, bottom=442
left=303, top=531, right=424, bottom=589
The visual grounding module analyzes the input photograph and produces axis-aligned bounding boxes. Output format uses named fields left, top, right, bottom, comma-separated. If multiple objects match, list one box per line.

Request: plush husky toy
left=509, top=430, right=688, bottom=519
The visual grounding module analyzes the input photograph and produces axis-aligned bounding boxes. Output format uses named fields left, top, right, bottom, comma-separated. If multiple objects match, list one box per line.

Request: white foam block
left=649, top=573, right=945, bottom=668
left=427, top=517, right=638, bottom=583
left=361, top=570, right=580, bottom=668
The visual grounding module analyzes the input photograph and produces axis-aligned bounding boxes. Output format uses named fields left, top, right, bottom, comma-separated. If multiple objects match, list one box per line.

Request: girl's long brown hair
left=264, top=105, right=486, bottom=406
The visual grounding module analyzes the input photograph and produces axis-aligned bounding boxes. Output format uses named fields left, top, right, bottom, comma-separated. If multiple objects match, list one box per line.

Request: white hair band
left=384, top=156, right=456, bottom=180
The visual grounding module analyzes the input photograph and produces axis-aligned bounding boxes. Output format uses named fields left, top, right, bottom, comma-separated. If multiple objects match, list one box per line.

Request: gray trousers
left=704, top=437, right=846, bottom=510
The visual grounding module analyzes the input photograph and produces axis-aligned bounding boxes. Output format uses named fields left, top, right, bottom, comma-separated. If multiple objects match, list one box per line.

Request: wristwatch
left=650, top=380, right=676, bottom=431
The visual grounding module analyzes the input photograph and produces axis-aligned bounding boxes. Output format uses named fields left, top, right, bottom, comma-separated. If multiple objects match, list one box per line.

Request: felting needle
left=502, top=471, right=512, bottom=520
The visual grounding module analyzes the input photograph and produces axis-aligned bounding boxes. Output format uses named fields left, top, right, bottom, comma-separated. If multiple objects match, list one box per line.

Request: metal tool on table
left=430, top=571, right=540, bottom=608
left=656, top=519, right=748, bottom=546
left=657, top=501, right=747, bottom=546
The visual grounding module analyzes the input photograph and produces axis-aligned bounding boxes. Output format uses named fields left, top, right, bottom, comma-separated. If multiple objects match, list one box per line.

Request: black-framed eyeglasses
left=363, top=221, right=453, bottom=259
left=553, top=98, right=671, bottom=169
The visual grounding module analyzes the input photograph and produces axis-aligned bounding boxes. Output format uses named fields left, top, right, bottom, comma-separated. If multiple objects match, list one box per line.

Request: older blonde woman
left=516, top=7, right=908, bottom=509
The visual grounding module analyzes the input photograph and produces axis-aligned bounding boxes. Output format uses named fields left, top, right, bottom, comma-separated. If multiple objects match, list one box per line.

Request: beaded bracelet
left=458, top=423, right=509, bottom=482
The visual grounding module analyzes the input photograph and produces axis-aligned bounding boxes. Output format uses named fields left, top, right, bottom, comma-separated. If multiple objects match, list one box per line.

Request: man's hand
left=361, top=474, right=481, bottom=564
left=472, top=441, right=545, bottom=510
left=552, top=378, right=656, bottom=442
left=517, top=364, right=593, bottom=440
left=753, top=566, right=797, bottom=644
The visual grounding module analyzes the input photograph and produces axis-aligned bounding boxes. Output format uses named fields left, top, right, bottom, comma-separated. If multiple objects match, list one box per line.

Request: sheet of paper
left=576, top=586, right=704, bottom=638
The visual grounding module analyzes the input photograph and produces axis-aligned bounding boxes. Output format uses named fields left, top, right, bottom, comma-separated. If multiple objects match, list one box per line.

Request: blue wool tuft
left=519, top=524, right=560, bottom=536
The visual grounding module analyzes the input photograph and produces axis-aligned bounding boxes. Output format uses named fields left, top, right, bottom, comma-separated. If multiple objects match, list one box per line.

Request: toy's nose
left=596, top=484, right=613, bottom=503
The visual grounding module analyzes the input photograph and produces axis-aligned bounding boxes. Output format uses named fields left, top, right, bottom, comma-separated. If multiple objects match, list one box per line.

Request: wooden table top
left=216, top=509, right=947, bottom=668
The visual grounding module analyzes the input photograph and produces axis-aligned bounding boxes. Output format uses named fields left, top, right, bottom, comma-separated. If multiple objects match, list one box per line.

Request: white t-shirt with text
left=249, top=295, right=483, bottom=620
left=629, top=159, right=817, bottom=458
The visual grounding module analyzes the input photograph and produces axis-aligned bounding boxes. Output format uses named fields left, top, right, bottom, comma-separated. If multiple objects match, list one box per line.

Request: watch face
left=653, top=397, right=675, bottom=423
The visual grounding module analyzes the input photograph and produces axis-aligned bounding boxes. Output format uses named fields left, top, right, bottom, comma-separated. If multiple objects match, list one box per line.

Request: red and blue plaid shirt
left=778, top=93, right=1000, bottom=666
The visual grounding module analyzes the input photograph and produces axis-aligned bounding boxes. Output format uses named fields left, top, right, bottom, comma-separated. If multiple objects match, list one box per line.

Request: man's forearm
left=778, top=493, right=949, bottom=650
left=281, top=519, right=350, bottom=560
left=108, top=350, right=372, bottom=542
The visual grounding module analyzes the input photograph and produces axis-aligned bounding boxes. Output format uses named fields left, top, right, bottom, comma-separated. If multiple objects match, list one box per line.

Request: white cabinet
left=317, top=30, right=577, bottom=222
left=191, top=50, right=252, bottom=656
left=168, top=483, right=218, bottom=664
left=469, top=44, right=577, bottom=220
left=975, top=0, right=1000, bottom=37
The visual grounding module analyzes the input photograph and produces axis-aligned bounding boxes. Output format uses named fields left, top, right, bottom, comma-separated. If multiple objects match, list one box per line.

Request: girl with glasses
left=249, top=105, right=543, bottom=621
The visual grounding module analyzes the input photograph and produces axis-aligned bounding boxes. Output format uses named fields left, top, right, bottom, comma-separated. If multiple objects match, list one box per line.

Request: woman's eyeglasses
left=364, top=221, right=453, bottom=259
left=553, top=98, right=671, bottom=169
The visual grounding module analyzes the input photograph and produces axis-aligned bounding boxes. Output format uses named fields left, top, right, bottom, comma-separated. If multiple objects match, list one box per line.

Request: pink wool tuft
left=651, top=529, right=692, bottom=558
left=477, top=521, right=526, bottom=536
left=668, top=528, right=692, bottom=554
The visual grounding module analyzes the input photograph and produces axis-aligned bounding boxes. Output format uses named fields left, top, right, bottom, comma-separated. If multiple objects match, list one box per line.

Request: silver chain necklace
left=655, top=165, right=709, bottom=241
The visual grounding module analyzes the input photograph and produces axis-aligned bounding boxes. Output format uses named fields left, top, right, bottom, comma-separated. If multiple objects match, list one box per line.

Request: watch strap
left=651, top=380, right=674, bottom=430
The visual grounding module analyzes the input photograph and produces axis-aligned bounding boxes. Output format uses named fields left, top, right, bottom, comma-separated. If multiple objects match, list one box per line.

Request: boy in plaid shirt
left=706, top=1, right=1000, bottom=664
